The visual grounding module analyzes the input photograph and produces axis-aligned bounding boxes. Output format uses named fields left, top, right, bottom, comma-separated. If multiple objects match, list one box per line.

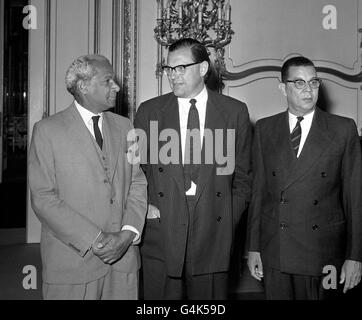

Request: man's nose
left=304, top=81, right=312, bottom=92
left=111, top=79, right=120, bottom=92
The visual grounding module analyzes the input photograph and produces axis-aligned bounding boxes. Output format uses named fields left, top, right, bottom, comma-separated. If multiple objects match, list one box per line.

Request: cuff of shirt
left=121, top=225, right=140, bottom=243
left=90, top=229, right=103, bottom=250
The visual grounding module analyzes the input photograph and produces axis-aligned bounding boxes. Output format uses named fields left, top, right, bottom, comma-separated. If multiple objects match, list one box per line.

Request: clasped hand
left=92, top=230, right=134, bottom=265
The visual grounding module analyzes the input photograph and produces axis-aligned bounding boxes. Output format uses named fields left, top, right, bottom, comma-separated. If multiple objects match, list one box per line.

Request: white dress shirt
left=75, top=100, right=103, bottom=138
left=178, top=86, right=208, bottom=195
left=288, top=109, right=315, bottom=158
left=74, top=101, right=140, bottom=243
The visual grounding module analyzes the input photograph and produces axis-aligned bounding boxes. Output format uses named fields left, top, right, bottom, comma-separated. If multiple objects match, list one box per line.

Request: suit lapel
left=284, top=108, right=335, bottom=189
left=160, top=94, right=185, bottom=193
left=195, top=91, right=226, bottom=202
left=103, top=112, right=122, bottom=183
left=270, top=111, right=297, bottom=183
left=64, top=104, right=104, bottom=172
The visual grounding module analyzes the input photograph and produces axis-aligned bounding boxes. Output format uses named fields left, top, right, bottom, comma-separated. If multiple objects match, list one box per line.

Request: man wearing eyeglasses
left=135, top=38, right=252, bottom=299
left=247, top=56, right=362, bottom=299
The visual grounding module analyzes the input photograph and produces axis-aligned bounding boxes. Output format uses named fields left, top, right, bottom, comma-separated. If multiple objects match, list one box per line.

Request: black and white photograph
left=0, top=0, right=361, bottom=313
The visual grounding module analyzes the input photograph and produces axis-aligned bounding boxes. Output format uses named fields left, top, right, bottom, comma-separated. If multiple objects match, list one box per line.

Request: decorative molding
left=112, top=0, right=138, bottom=121
left=221, top=65, right=362, bottom=83
left=43, top=0, right=51, bottom=118
left=317, top=67, right=362, bottom=83
left=94, top=0, right=100, bottom=53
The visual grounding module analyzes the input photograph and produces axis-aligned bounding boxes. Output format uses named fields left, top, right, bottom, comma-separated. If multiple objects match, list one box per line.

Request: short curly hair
left=65, top=54, right=110, bottom=96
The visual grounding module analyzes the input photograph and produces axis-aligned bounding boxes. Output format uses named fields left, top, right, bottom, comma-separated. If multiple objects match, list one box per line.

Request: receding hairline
left=84, top=55, right=112, bottom=70
left=281, top=56, right=316, bottom=82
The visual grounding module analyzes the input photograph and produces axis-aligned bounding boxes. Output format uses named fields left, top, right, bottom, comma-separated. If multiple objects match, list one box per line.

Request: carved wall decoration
left=220, top=0, right=362, bottom=133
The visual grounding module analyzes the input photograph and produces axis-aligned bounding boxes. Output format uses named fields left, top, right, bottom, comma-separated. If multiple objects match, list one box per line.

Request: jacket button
left=217, top=216, right=222, bottom=222
left=103, top=179, right=108, bottom=184
left=321, top=172, right=327, bottom=177
left=110, top=199, right=114, bottom=204
left=158, top=192, right=164, bottom=197
left=272, top=171, right=276, bottom=176
left=158, top=167, right=163, bottom=172
left=312, top=224, right=319, bottom=230
left=313, top=200, right=319, bottom=205
left=280, top=222, right=288, bottom=229
left=216, top=192, right=222, bottom=197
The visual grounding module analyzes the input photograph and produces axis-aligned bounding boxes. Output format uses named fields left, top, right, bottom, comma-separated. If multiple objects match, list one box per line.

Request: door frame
left=0, top=0, right=4, bottom=184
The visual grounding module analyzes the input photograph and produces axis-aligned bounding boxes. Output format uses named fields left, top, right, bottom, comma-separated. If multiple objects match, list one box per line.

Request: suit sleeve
left=29, top=122, right=101, bottom=257
left=134, top=103, right=155, bottom=207
left=121, top=119, right=148, bottom=245
left=342, top=120, right=362, bottom=261
left=232, top=102, right=252, bottom=227
left=246, top=121, right=265, bottom=252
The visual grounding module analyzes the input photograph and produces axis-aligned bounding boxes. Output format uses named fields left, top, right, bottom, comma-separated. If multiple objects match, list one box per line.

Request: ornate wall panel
left=222, top=0, right=362, bottom=133
left=113, top=0, right=138, bottom=121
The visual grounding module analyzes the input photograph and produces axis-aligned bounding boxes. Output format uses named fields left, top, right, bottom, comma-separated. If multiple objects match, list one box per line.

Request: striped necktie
left=290, top=116, right=304, bottom=156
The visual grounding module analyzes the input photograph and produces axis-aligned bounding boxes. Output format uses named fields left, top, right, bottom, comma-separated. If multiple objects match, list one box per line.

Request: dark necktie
left=184, top=99, right=201, bottom=191
left=92, top=115, right=103, bottom=150
left=290, top=116, right=304, bottom=156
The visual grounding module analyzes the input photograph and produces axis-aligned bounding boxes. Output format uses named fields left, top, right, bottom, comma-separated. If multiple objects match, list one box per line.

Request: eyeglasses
left=162, top=62, right=200, bottom=76
left=285, top=78, right=322, bottom=89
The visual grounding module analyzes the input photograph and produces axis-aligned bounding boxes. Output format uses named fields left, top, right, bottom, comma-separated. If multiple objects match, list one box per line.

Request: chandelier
left=154, top=0, right=234, bottom=72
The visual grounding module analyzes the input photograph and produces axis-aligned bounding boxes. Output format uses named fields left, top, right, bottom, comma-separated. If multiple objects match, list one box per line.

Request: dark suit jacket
left=248, top=107, right=362, bottom=276
left=135, top=89, right=252, bottom=277
left=29, top=104, right=147, bottom=284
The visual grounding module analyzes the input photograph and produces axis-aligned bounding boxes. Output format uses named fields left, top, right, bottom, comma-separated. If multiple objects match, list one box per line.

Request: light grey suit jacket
left=29, top=103, right=147, bottom=284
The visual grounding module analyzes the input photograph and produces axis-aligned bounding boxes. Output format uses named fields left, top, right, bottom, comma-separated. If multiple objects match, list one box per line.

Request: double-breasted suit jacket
left=248, top=107, right=362, bottom=276
left=29, top=103, right=147, bottom=284
left=135, top=89, right=252, bottom=277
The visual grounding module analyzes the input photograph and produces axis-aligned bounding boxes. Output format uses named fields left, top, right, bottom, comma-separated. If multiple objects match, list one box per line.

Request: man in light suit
left=135, top=38, right=252, bottom=299
left=29, top=54, right=147, bottom=299
left=247, top=56, right=362, bottom=299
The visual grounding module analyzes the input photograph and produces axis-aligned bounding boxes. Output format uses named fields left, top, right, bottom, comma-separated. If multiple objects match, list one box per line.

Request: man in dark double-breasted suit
left=247, top=56, right=362, bottom=299
left=135, top=38, right=252, bottom=300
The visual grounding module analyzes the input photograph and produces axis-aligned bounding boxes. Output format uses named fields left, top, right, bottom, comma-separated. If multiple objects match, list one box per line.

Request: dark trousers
left=264, top=267, right=343, bottom=300
left=140, top=196, right=228, bottom=300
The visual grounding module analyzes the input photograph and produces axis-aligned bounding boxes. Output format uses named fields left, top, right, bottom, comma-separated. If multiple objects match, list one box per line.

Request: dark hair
left=168, top=38, right=211, bottom=82
left=281, top=56, right=315, bottom=82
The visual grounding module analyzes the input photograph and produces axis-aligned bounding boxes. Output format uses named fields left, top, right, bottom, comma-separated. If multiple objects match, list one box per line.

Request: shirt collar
left=74, top=100, right=103, bottom=124
left=177, top=85, right=208, bottom=108
left=288, top=109, right=315, bottom=123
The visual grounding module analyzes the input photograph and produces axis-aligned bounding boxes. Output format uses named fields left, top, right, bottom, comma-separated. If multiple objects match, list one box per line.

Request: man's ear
left=279, top=82, right=287, bottom=97
left=77, top=79, right=88, bottom=95
left=200, top=61, right=209, bottom=77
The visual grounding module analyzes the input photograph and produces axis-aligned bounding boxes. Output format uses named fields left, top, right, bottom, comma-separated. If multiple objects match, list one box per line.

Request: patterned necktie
left=290, top=116, right=304, bottom=156
left=92, top=115, right=103, bottom=150
left=184, top=99, right=201, bottom=190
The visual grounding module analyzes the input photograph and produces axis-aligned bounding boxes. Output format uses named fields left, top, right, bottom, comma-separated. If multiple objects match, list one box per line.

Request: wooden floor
left=0, top=228, right=265, bottom=300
